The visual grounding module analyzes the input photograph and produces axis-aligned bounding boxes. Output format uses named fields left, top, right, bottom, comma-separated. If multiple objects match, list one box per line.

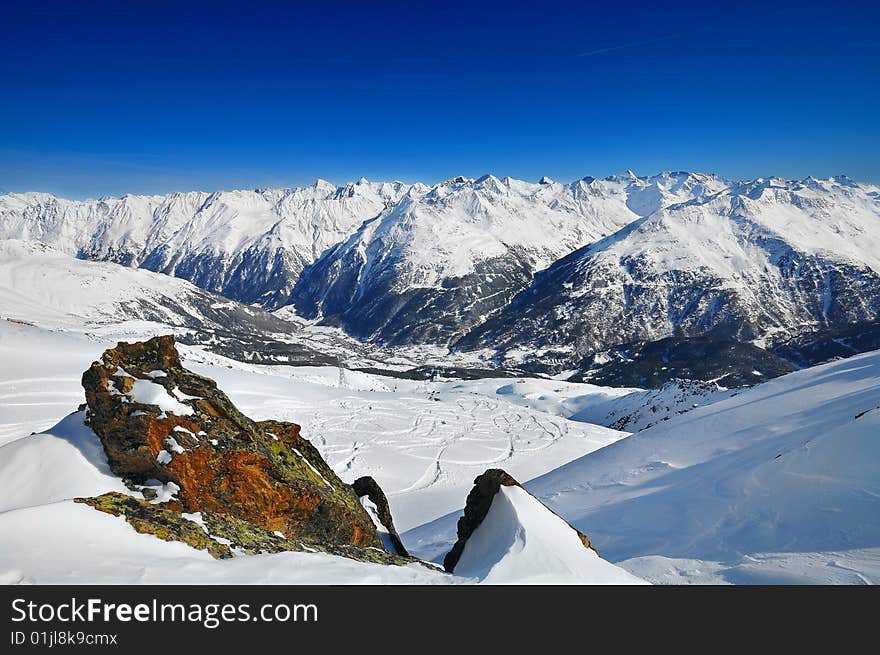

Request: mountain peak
left=314, top=178, right=337, bottom=192
left=436, top=175, right=471, bottom=187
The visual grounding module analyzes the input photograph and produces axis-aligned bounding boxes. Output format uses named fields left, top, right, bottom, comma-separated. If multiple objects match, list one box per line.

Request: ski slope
left=0, top=321, right=636, bottom=583
left=1, top=320, right=876, bottom=583
left=0, top=322, right=626, bottom=527
left=406, top=350, right=880, bottom=584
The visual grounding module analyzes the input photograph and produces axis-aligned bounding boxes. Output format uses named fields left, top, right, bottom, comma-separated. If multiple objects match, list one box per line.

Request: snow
left=0, top=180, right=411, bottom=308
left=461, top=175, right=880, bottom=368
left=0, top=411, right=129, bottom=513
left=404, top=350, right=880, bottom=584
left=181, top=511, right=207, bottom=531
left=445, top=376, right=726, bottom=433
left=127, top=378, right=194, bottom=416
left=0, top=240, right=218, bottom=331
left=452, top=485, right=646, bottom=584
left=0, top=236, right=496, bottom=377
left=0, top=321, right=110, bottom=445
left=164, top=436, right=184, bottom=454
left=292, top=447, right=334, bottom=490
left=591, top=177, right=880, bottom=280
left=171, top=386, right=202, bottom=402
left=185, top=357, right=627, bottom=531
left=290, top=172, right=728, bottom=334
left=523, top=350, right=880, bottom=584
left=148, top=481, right=180, bottom=504
left=0, top=501, right=450, bottom=585
left=1, top=302, right=876, bottom=584
left=0, top=322, right=628, bottom=583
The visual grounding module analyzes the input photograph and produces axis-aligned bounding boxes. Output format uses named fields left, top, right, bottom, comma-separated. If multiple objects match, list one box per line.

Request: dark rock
left=443, top=469, right=595, bottom=573
left=352, top=476, right=409, bottom=556
left=291, top=251, right=534, bottom=346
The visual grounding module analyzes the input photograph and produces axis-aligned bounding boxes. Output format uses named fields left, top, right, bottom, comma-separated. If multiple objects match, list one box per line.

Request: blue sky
left=1, top=0, right=878, bottom=198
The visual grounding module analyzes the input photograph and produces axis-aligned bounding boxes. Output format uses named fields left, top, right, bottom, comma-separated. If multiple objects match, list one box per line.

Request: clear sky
left=1, top=0, right=878, bottom=198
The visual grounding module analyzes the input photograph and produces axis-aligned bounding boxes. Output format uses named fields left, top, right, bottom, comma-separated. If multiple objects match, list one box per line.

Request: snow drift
left=444, top=470, right=645, bottom=584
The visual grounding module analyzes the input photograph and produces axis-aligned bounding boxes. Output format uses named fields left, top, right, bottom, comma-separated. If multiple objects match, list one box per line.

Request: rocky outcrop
left=352, top=476, right=409, bottom=556
left=76, top=492, right=410, bottom=565
left=77, top=336, right=614, bottom=574
left=443, top=469, right=595, bottom=573
left=81, top=335, right=383, bottom=552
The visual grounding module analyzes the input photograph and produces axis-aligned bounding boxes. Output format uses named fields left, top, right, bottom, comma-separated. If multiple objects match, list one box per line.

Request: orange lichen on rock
left=82, top=334, right=382, bottom=550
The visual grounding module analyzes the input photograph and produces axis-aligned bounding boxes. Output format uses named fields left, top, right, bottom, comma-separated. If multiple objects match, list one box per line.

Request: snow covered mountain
left=290, top=171, right=728, bottom=345
left=3, top=172, right=879, bottom=371
left=0, top=179, right=410, bottom=307
left=0, top=240, right=350, bottom=369
left=0, top=240, right=299, bottom=336
left=459, top=175, right=880, bottom=371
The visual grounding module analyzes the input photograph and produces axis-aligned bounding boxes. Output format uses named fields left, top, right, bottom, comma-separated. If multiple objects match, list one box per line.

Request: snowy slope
left=461, top=175, right=880, bottom=370
left=439, top=376, right=731, bottom=433
left=0, top=501, right=449, bottom=585
left=0, top=322, right=631, bottom=584
left=406, top=348, right=880, bottom=584
left=290, top=172, right=728, bottom=345
left=2, top=322, right=876, bottom=583
left=0, top=322, right=627, bottom=529
left=0, top=240, right=303, bottom=338
left=0, top=404, right=445, bottom=584
left=0, top=179, right=409, bottom=307
left=452, top=484, right=645, bottom=584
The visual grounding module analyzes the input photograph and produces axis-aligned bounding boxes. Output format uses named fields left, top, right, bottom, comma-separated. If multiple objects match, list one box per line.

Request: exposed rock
left=76, top=492, right=414, bottom=565
left=81, top=335, right=382, bottom=551
left=443, top=469, right=595, bottom=573
left=352, top=476, right=409, bottom=556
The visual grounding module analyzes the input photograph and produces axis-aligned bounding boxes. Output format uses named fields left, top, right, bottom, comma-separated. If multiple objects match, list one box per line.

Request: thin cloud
left=578, top=33, right=684, bottom=57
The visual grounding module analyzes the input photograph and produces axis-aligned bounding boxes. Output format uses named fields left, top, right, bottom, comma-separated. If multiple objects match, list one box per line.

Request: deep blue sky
left=1, top=0, right=878, bottom=198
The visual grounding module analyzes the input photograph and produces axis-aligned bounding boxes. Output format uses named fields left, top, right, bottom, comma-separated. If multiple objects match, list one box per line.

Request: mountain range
left=3, top=171, right=878, bottom=375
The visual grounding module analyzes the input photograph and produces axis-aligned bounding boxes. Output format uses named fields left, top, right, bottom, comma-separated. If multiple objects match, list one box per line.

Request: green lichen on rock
left=200, top=509, right=415, bottom=565
left=75, top=493, right=232, bottom=560
left=76, top=492, right=420, bottom=567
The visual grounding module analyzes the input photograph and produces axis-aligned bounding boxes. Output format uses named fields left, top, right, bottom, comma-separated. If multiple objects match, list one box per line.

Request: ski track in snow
left=210, top=376, right=620, bottom=530
left=3, top=319, right=878, bottom=584
left=0, top=322, right=627, bottom=533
